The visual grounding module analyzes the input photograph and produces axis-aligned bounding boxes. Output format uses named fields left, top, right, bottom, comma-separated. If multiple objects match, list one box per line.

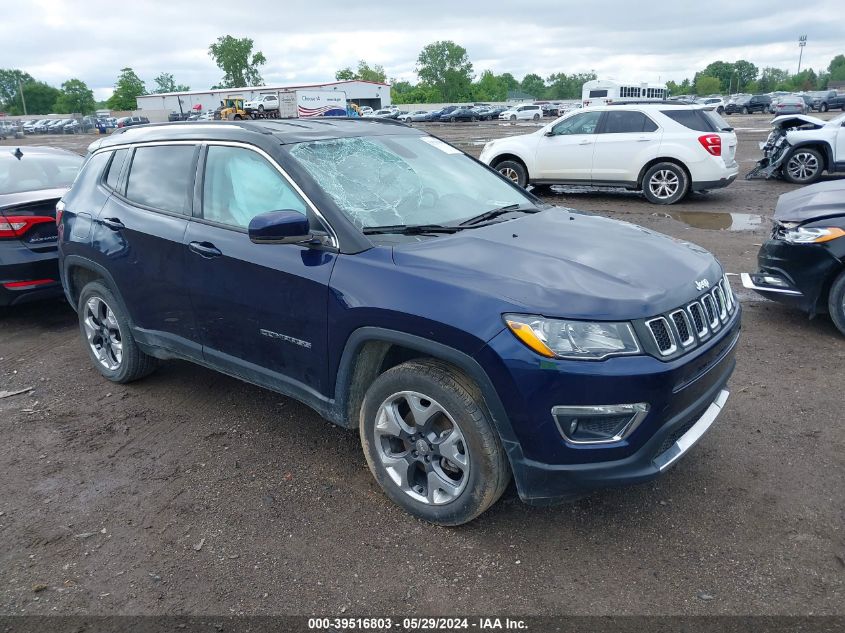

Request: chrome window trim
left=645, top=316, right=677, bottom=356
left=669, top=309, right=695, bottom=347
left=551, top=403, right=650, bottom=445
left=93, top=140, right=339, bottom=249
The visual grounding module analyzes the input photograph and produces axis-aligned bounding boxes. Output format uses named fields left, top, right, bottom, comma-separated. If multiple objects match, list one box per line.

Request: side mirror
left=248, top=210, right=313, bottom=245
left=544, top=130, right=555, bottom=137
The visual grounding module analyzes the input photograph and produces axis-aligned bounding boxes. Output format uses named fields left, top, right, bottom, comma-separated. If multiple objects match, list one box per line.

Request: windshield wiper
left=362, top=223, right=465, bottom=236
left=459, top=204, right=540, bottom=226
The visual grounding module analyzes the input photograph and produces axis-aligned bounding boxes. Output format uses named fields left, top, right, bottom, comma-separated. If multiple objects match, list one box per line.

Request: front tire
left=821, top=103, right=829, bottom=113
left=828, top=270, right=845, bottom=337
left=783, top=148, right=823, bottom=184
left=494, top=159, right=528, bottom=187
left=77, top=281, right=157, bottom=383
left=509, top=114, right=516, bottom=121
left=741, top=106, right=749, bottom=114
left=359, top=360, right=510, bottom=526
left=642, top=162, right=689, bottom=205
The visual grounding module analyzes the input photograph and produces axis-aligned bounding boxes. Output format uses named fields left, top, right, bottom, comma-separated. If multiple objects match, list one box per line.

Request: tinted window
left=104, top=148, right=129, bottom=191
left=589, top=89, right=608, bottom=98
left=551, top=111, right=602, bottom=135
left=125, top=145, right=196, bottom=214
left=0, top=150, right=83, bottom=195
left=601, top=111, right=658, bottom=133
left=202, top=145, right=306, bottom=229
left=660, top=109, right=718, bottom=132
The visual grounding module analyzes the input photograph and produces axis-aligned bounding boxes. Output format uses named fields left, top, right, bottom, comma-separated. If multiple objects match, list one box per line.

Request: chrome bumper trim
left=740, top=272, right=802, bottom=296
left=653, top=389, right=729, bottom=472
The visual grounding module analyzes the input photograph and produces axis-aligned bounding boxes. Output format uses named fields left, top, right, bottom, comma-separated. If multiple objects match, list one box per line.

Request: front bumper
left=743, top=238, right=842, bottom=316
left=476, top=309, right=740, bottom=504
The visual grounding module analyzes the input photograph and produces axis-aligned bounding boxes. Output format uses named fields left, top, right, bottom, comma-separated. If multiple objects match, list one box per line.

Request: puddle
left=658, top=211, right=764, bottom=231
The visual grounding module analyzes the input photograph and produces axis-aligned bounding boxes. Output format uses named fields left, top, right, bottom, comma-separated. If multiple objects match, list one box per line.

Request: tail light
left=0, top=215, right=54, bottom=239
left=698, top=134, right=722, bottom=157
left=55, top=200, right=65, bottom=227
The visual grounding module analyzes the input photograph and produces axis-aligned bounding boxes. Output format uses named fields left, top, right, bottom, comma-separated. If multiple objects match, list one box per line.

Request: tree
left=53, top=79, right=96, bottom=114
left=472, top=70, right=507, bottom=102
left=5, top=81, right=60, bottom=115
left=695, top=75, right=721, bottom=96
left=107, top=67, right=146, bottom=110
left=416, top=41, right=474, bottom=102
left=829, top=55, right=845, bottom=82
left=732, top=60, right=758, bottom=91
left=209, top=35, right=267, bottom=88
left=153, top=72, right=190, bottom=94
left=0, top=69, right=35, bottom=110
left=520, top=73, right=546, bottom=99
left=757, top=67, right=790, bottom=93
left=546, top=72, right=596, bottom=99
left=335, top=60, right=386, bottom=83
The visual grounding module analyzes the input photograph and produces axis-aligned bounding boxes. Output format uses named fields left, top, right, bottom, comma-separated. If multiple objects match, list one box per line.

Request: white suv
left=244, top=94, right=279, bottom=112
left=480, top=103, right=739, bottom=204
left=499, top=104, right=542, bottom=121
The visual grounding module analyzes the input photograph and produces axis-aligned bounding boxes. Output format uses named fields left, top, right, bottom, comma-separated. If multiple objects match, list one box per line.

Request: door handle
left=188, top=241, right=222, bottom=259
left=100, top=217, right=125, bottom=230
left=636, top=136, right=650, bottom=142
left=578, top=139, right=591, bottom=145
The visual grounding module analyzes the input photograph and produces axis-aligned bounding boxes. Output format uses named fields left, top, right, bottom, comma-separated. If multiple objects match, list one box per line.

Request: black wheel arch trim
left=61, top=255, right=134, bottom=323
left=333, top=326, right=523, bottom=463
left=787, top=141, right=834, bottom=169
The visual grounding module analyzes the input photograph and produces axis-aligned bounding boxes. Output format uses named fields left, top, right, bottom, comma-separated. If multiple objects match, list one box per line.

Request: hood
left=771, top=114, right=826, bottom=129
left=391, top=209, right=721, bottom=320
left=774, top=180, right=845, bottom=223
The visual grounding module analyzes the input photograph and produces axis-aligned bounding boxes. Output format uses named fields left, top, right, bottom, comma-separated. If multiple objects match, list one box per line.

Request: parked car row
left=13, top=116, right=118, bottom=135
left=722, top=91, right=845, bottom=115
left=383, top=102, right=582, bottom=124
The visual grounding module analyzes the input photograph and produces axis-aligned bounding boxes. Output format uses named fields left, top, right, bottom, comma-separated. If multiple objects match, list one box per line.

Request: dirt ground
left=0, top=114, right=843, bottom=617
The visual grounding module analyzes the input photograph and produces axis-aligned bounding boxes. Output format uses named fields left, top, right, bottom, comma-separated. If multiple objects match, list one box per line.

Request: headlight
left=781, top=226, right=845, bottom=244
left=504, top=314, right=641, bottom=360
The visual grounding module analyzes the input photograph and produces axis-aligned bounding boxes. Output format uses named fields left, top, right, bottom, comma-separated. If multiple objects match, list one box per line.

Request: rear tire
left=533, top=113, right=540, bottom=120
left=359, top=359, right=510, bottom=526
left=829, top=271, right=845, bottom=337
left=642, top=162, right=689, bottom=205
left=77, top=281, right=157, bottom=383
left=494, top=159, right=528, bottom=187
left=782, top=148, right=823, bottom=184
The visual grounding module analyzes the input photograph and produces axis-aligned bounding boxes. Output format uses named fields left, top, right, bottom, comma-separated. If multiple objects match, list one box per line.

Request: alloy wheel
left=499, top=166, right=520, bottom=183
left=82, top=297, right=123, bottom=371
left=373, top=391, right=469, bottom=505
left=786, top=152, right=820, bottom=182
left=648, top=169, right=680, bottom=200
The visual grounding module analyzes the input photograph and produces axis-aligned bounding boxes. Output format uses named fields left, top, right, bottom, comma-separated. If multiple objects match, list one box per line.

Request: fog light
left=551, top=403, right=650, bottom=444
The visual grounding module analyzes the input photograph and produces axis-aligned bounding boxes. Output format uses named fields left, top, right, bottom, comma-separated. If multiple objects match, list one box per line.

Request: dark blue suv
left=58, top=119, right=740, bottom=525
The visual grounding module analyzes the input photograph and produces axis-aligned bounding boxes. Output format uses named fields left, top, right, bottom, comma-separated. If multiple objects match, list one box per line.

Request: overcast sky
left=4, top=1, right=843, bottom=100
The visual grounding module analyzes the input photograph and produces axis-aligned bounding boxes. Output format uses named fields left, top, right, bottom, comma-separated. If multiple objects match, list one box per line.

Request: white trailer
left=243, top=89, right=347, bottom=119
left=582, top=80, right=667, bottom=106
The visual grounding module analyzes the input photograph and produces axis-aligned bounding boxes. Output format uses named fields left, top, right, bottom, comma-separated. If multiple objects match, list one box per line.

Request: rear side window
left=589, top=89, right=608, bottom=98
left=660, top=110, right=718, bottom=133
left=104, top=148, right=129, bottom=191
left=601, top=111, right=658, bottom=133
left=125, top=145, right=197, bottom=214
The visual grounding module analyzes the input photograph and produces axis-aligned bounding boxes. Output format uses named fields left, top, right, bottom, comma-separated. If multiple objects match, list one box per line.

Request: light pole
left=797, top=35, right=807, bottom=74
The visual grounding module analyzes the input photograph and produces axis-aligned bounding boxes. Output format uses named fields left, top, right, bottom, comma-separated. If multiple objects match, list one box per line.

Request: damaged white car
left=747, top=112, right=845, bottom=184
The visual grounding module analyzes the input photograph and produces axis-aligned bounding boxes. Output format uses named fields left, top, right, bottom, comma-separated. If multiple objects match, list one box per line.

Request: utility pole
left=797, top=35, right=807, bottom=74
left=18, top=78, right=27, bottom=116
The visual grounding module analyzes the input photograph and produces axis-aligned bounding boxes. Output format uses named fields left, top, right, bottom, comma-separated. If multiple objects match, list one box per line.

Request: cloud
left=2, top=0, right=841, bottom=98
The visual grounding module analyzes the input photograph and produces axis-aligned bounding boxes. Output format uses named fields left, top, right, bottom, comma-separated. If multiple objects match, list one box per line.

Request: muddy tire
left=642, top=161, right=689, bottom=205
left=828, top=270, right=845, bottom=337
left=359, top=359, right=510, bottom=526
left=494, top=159, right=528, bottom=187
left=782, top=148, right=824, bottom=184
left=77, top=281, right=157, bottom=383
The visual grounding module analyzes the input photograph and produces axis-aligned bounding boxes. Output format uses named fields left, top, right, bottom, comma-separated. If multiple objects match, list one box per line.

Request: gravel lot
left=1, top=113, right=843, bottom=617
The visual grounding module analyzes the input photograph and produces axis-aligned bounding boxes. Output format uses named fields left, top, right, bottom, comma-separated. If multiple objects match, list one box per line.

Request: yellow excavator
left=216, top=96, right=247, bottom=120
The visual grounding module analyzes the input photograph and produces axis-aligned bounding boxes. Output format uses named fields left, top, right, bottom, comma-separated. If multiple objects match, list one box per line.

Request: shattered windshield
left=288, top=134, right=532, bottom=229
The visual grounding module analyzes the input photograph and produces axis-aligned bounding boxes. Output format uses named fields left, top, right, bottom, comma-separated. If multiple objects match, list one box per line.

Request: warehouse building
left=134, top=80, right=391, bottom=120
